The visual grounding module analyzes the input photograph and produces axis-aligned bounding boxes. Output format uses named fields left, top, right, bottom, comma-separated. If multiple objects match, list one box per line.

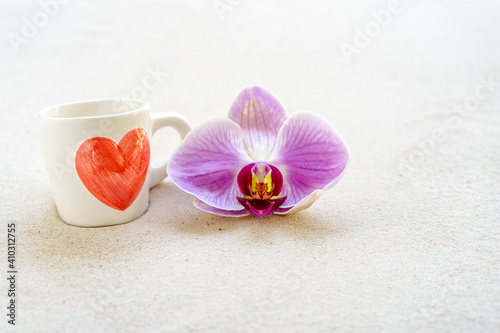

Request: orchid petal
left=167, top=118, right=252, bottom=210
left=228, top=86, right=288, bottom=161
left=270, top=112, right=350, bottom=208
left=193, top=198, right=249, bottom=217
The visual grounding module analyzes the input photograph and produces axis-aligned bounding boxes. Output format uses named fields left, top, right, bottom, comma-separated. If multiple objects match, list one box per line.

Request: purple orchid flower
left=167, top=86, right=350, bottom=217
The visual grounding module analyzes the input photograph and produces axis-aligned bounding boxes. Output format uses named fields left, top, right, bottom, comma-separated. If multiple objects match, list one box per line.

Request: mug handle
left=149, top=112, right=191, bottom=188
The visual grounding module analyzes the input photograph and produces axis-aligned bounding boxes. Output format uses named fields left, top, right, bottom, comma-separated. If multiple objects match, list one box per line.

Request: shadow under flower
left=149, top=180, right=352, bottom=242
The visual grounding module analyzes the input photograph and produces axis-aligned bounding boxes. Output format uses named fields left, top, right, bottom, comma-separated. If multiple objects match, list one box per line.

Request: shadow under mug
left=38, top=98, right=191, bottom=227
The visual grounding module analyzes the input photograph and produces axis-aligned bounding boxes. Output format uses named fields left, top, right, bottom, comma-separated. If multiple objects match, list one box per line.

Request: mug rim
left=38, top=98, right=150, bottom=121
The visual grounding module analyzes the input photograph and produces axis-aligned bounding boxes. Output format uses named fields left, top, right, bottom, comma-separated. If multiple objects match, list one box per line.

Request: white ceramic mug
left=38, top=99, right=191, bottom=227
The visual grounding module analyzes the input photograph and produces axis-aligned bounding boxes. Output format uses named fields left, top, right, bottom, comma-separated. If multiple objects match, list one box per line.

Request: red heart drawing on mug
left=75, top=128, right=151, bottom=211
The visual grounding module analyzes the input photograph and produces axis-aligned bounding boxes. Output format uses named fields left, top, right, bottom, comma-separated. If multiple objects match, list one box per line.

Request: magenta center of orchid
left=236, top=162, right=287, bottom=216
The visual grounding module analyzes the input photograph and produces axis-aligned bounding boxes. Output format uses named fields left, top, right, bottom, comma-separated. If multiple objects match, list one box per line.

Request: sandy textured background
left=1, top=0, right=500, bottom=332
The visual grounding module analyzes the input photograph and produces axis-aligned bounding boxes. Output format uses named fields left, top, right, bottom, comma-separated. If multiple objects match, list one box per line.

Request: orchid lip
left=236, top=196, right=287, bottom=216
left=237, top=162, right=283, bottom=199
left=247, top=200, right=275, bottom=216
left=236, top=162, right=286, bottom=216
